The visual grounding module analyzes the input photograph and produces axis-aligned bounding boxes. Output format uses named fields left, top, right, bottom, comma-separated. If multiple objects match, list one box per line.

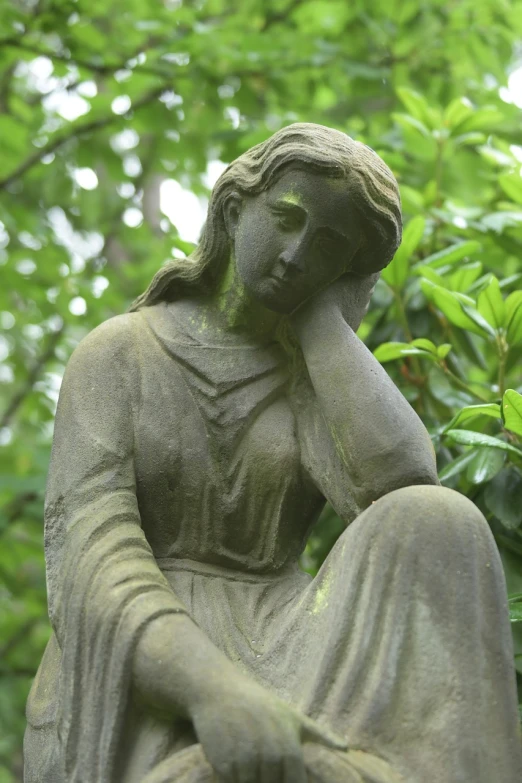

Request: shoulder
left=65, top=312, right=142, bottom=382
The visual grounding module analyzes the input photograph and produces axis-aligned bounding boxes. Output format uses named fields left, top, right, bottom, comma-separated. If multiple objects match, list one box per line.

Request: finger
left=300, top=715, right=348, bottom=751
left=260, top=751, right=284, bottom=783
left=282, top=748, right=307, bottom=783
left=233, top=757, right=259, bottom=783
left=231, top=742, right=260, bottom=783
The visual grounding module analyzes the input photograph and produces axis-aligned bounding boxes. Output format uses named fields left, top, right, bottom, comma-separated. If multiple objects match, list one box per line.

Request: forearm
left=292, top=305, right=438, bottom=506
left=133, top=612, right=239, bottom=719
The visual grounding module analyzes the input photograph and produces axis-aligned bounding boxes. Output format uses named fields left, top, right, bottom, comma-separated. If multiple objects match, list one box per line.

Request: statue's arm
left=291, top=292, right=439, bottom=511
left=45, top=314, right=241, bottom=724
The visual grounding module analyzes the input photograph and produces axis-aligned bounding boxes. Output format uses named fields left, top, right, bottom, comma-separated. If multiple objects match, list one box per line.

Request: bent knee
left=362, top=484, right=492, bottom=549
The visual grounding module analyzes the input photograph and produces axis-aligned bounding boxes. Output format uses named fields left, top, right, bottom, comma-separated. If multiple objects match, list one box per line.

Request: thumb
left=299, top=714, right=348, bottom=751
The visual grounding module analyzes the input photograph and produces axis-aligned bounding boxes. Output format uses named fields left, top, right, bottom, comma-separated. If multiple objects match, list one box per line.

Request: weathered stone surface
left=25, top=124, right=522, bottom=783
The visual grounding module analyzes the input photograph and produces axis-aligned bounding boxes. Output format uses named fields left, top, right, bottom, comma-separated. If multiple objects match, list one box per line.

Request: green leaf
left=499, top=173, right=522, bottom=205
left=510, top=604, right=522, bottom=623
left=437, top=343, right=452, bottom=359
left=460, top=303, right=497, bottom=337
left=414, top=240, right=481, bottom=270
left=444, top=429, right=522, bottom=457
left=410, top=338, right=437, bottom=354
left=438, top=450, right=478, bottom=482
left=415, top=266, right=447, bottom=286
left=444, top=97, right=473, bottom=130
left=443, top=403, right=501, bottom=432
left=392, top=112, right=431, bottom=137
left=484, top=469, right=522, bottom=529
left=453, top=131, right=487, bottom=147
left=503, top=390, right=522, bottom=437
left=392, top=114, right=438, bottom=160
left=466, top=447, right=505, bottom=485
left=448, top=261, right=483, bottom=293
left=373, top=342, right=436, bottom=363
left=505, top=291, right=522, bottom=346
left=421, top=280, right=494, bottom=337
left=382, top=215, right=425, bottom=288
left=477, top=276, right=505, bottom=330
left=397, top=87, right=438, bottom=128
left=452, top=106, right=505, bottom=134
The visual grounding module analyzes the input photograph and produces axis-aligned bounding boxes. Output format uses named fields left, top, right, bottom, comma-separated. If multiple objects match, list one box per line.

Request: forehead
left=265, top=168, right=357, bottom=226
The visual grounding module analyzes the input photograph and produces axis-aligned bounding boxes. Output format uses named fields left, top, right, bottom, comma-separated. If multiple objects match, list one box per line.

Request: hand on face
left=226, top=169, right=365, bottom=316
left=292, top=270, right=381, bottom=333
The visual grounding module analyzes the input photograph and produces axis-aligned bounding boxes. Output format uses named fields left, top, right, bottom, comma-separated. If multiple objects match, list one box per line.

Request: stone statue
left=24, top=123, right=522, bottom=783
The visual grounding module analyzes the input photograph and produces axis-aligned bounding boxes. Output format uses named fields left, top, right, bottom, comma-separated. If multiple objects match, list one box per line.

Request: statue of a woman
left=24, top=124, right=522, bottom=783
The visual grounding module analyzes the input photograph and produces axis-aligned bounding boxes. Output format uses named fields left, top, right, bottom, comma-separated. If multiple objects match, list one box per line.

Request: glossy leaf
left=503, top=390, right=522, bottom=438
left=477, top=276, right=505, bottom=331
left=466, top=447, right=505, bottom=485
left=438, top=450, right=479, bottom=482
left=410, top=338, right=437, bottom=354
left=414, top=241, right=481, bottom=270
left=444, top=430, right=522, bottom=457
left=448, top=262, right=483, bottom=293
left=443, top=403, right=501, bottom=432
left=421, top=281, right=494, bottom=337
left=373, top=342, right=437, bottom=363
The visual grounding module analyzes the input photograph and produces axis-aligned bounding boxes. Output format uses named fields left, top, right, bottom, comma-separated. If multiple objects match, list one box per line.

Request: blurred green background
left=1, top=0, right=522, bottom=779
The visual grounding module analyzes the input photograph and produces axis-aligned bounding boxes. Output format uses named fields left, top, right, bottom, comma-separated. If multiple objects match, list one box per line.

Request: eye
left=272, top=207, right=304, bottom=232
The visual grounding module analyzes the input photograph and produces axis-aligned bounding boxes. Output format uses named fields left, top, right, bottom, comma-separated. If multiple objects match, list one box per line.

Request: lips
left=269, top=274, right=294, bottom=286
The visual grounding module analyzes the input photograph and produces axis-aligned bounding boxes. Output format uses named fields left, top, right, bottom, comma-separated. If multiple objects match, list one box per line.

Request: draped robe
left=24, top=302, right=522, bottom=783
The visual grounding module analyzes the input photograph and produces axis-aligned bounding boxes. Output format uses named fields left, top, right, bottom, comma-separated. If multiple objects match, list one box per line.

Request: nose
left=276, top=235, right=310, bottom=279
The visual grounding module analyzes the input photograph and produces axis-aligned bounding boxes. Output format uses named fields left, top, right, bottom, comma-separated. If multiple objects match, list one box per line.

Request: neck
left=190, top=256, right=282, bottom=341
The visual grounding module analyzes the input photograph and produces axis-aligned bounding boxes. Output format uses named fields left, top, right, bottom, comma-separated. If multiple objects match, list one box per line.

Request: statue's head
left=131, top=123, right=402, bottom=311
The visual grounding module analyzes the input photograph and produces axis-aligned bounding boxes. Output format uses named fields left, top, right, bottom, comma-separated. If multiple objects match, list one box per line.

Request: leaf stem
left=496, top=334, right=508, bottom=398
left=439, top=363, right=491, bottom=403
left=391, top=288, right=413, bottom=341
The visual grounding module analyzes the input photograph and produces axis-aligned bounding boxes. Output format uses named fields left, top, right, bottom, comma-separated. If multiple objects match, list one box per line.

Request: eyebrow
left=271, top=198, right=353, bottom=247
left=315, top=225, right=352, bottom=247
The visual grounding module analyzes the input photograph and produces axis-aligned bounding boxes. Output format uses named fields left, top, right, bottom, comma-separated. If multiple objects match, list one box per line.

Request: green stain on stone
left=328, top=423, right=350, bottom=469
left=280, top=189, right=303, bottom=206
left=217, top=254, right=248, bottom=328
left=312, top=569, right=333, bottom=615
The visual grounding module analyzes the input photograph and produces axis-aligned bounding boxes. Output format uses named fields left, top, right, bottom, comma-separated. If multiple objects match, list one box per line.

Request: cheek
left=235, top=225, right=279, bottom=280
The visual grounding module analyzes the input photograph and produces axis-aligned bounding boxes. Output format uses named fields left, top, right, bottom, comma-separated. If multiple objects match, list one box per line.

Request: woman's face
left=228, top=169, right=363, bottom=314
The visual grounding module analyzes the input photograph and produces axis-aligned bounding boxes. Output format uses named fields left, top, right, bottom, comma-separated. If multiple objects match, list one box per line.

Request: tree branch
left=0, top=327, right=64, bottom=429
left=1, top=491, right=40, bottom=530
left=0, top=83, right=169, bottom=190
left=261, top=0, right=303, bottom=31
left=0, top=37, right=171, bottom=79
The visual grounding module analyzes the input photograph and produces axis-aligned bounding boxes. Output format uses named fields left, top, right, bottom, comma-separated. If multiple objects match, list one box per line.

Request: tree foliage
left=1, top=0, right=522, bottom=778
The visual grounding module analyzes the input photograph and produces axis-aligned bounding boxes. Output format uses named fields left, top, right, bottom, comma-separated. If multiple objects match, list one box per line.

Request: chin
left=247, top=281, right=301, bottom=315
left=263, top=298, right=296, bottom=315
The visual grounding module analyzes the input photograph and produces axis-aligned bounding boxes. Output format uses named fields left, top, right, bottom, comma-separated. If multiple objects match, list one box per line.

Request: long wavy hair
left=130, top=123, right=402, bottom=311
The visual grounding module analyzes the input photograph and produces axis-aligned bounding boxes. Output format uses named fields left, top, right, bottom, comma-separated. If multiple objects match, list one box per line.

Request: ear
left=222, top=191, right=242, bottom=242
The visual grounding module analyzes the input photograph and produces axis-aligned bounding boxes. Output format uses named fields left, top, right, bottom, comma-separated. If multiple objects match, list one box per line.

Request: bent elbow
left=357, top=442, right=439, bottom=508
